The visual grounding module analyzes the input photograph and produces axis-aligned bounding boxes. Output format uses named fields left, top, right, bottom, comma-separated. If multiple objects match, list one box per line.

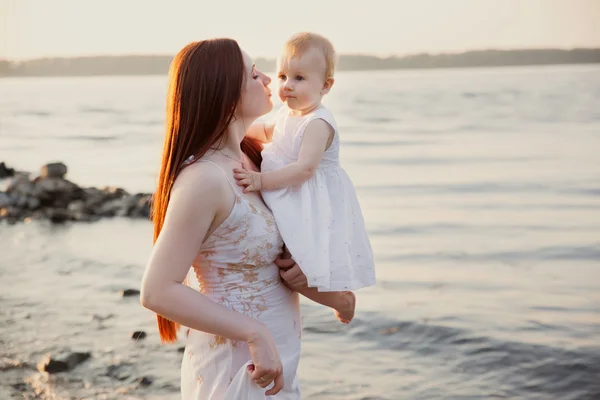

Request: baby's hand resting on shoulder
left=233, top=167, right=262, bottom=193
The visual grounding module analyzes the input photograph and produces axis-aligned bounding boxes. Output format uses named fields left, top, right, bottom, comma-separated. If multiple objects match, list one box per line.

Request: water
left=1, top=65, right=599, bottom=399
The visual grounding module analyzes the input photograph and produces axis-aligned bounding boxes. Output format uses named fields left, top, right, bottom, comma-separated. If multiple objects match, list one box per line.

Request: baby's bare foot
left=334, top=291, right=356, bottom=324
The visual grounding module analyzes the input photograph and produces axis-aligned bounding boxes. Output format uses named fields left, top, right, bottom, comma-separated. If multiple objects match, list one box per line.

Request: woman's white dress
left=181, top=159, right=302, bottom=399
left=261, top=106, right=376, bottom=292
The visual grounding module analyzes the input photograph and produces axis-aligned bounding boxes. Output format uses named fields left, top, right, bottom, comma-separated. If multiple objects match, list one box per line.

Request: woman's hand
left=246, top=326, right=284, bottom=395
left=275, top=255, right=308, bottom=290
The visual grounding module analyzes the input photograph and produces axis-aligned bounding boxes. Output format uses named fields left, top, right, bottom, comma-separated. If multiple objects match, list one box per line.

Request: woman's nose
left=263, top=73, right=272, bottom=86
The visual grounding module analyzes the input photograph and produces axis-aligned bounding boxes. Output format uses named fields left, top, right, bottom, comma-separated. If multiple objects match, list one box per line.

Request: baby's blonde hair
left=280, top=32, right=337, bottom=78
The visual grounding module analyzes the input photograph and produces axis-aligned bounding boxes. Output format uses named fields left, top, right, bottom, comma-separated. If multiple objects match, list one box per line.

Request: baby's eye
left=278, top=74, right=287, bottom=80
left=295, top=76, right=304, bottom=81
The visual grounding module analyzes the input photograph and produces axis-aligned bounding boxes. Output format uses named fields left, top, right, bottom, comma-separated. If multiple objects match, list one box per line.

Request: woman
left=140, top=38, right=301, bottom=398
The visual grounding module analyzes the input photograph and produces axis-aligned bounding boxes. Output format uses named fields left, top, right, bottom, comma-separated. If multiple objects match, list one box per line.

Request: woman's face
left=238, top=50, right=273, bottom=120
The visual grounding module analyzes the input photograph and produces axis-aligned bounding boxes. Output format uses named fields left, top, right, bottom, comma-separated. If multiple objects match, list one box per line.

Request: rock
left=0, top=192, right=14, bottom=208
left=106, top=363, right=136, bottom=381
left=0, top=206, right=23, bottom=220
left=137, top=376, right=153, bottom=386
left=71, top=211, right=99, bottom=222
left=102, top=186, right=129, bottom=198
left=40, top=162, right=67, bottom=179
left=0, top=162, right=15, bottom=179
left=36, top=352, right=91, bottom=374
left=82, top=186, right=130, bottom=217
left=33, top=177, right=84, bottom=207
left=82, top=187, right=106, bottom=207
left=6, top=174, right=35, bottom=197
left=15, top=195, right=29, bottom=208
left=96, top=198, right=125, bottom=217
left=121, top=193, right=143, bottom=216
left=48, top=208, right=70, bottom=224
left=131, top=194, right=152, bottom=218
left=120, top=289, right=140, bottom=297
left=27, top=197, right=41, bottom=210
left=131, top=331, right=147, bottom=340
left=124, top=195, right=150, bottom=218
left=67, top=200, right=86, bottom=213
left=1, top=164, right=155, bottom=224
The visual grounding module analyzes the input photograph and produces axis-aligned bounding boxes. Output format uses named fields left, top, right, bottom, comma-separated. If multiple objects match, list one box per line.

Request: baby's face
left=277, top=47, right=328, bottom=113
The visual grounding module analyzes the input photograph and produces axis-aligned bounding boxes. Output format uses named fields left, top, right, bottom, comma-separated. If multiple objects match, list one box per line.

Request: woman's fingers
left=250, top=367, right=281, bottom=388
left=255, top=377, right=270, bottom=388
left=265, top=373, right=284, bottom=396
left=280, top=246, right=292, bottom=259
left=280, top=265, right=301, bottom=281
left=274, top=256, right=295, bottom=270
left=280, top=264, right=308, bottom=290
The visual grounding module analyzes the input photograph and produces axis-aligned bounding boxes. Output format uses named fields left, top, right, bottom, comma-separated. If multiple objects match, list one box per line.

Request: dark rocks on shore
left=105, top=363, right=136, bottom=381
left=36, top=352, right=91, bottom=374
left=40, top=162, right=68, bottom=179
left=0, top=162, right=152, bottom=224
left=120, top=289, right=141, bottom=297
left=0, top=162, right=15, bottom=178
left=131, top=331, right=147, bottom=340
left=137, top=376, right=153, bottom=386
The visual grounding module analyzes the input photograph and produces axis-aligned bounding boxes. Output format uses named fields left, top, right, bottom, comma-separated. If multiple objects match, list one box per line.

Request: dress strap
left=197, top=159, right=239, bottom=193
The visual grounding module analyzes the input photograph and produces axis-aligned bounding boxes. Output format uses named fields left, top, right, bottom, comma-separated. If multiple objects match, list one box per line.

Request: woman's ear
left=321, top=77, right=335, bottom=95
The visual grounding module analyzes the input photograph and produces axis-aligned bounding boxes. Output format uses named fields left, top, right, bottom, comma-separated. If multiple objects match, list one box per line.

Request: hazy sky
left=1, top=0, right=598, bottom=60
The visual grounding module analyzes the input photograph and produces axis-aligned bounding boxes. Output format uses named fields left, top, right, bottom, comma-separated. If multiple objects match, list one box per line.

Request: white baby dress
left=261, top=106, right=376, bottom=292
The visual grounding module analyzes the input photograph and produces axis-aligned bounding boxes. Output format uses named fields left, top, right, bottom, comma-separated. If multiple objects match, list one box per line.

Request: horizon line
left=3, top=46, right=599, bottom=63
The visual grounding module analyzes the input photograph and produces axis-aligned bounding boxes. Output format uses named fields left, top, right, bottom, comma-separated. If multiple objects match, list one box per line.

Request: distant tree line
left=1, top=48, right=598, bottom=77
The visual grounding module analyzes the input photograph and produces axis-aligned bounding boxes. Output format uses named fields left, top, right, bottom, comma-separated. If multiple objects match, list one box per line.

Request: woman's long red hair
left=151, top=39, right=263, bottom=343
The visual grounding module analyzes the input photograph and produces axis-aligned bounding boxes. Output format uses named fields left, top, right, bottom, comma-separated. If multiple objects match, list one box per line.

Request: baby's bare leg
left=297, top=288, right=356, bottom=324
left=277, top=247, right=356, bottom=323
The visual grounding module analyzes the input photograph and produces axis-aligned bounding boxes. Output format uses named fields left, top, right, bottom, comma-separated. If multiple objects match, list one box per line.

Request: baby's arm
left=234, top=119, right=334, bottom=193
left=245, top=120, right=276, bottom=143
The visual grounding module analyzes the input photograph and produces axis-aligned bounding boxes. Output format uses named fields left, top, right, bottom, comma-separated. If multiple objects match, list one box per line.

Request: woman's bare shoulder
left=171, top=160, right=230, bottom=203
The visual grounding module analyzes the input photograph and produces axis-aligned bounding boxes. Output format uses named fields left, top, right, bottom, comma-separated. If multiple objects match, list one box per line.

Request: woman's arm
left=234, top=119, right=333, bottom=192
left=140, top=164, right=284, bottom=393
left=141, top=164, right=258, bottom=339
